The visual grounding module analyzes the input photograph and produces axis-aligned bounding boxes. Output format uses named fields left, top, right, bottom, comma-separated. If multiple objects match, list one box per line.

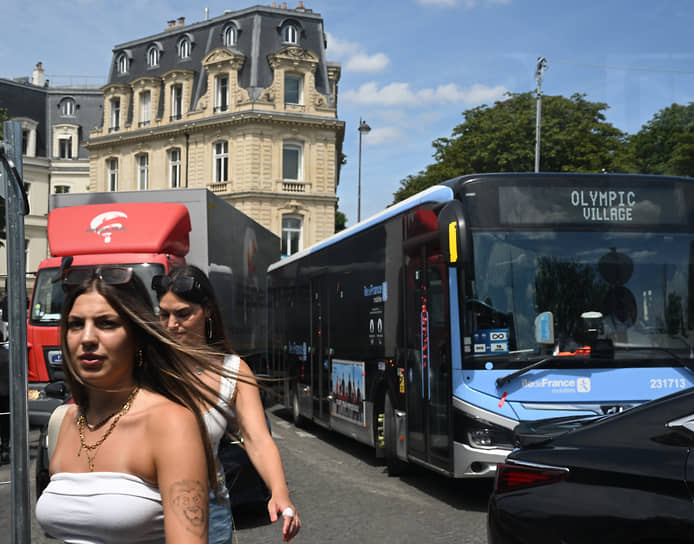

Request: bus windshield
left=30, top=263, right=166, bottom=324
left=466, top=230, right=694, bottom=367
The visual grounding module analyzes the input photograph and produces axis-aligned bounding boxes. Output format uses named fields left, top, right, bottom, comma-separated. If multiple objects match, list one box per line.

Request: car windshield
left=30, top=263, right=166, bottom=324
left=466, top=231, right=694, bottom=366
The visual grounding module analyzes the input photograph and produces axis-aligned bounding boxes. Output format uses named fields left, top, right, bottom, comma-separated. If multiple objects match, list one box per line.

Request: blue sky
left=3, top=1, right=694, bottom=226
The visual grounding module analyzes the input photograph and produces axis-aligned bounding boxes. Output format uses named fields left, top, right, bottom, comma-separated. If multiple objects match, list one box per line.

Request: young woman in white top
left=36, top=266, right=228, bottom=543
left=154, top=265, right=301, bottom=543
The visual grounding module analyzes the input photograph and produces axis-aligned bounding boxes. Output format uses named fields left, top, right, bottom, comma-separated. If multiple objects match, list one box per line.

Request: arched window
left=60, top=98, right=75, bottom=116
left=223, top=25, right=237, bottom=47
left=147, top=45, right=160, bottom=67
left=178, top=37, right=191, bottom=59
left=282, top=24, right=298, bottom=44
left=117, top=53, right=128, bottom=74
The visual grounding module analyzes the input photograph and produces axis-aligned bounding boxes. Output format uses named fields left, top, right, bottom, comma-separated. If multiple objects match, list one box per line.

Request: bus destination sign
left=498, top=185, right=686, bottom=226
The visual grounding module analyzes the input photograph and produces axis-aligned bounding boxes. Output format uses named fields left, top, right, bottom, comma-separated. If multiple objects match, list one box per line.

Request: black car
left=488, top=386, right=694, bottom=544
left=36, top=383, right=269, bottom=510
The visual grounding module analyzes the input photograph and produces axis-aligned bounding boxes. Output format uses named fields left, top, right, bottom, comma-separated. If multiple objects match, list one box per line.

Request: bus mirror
left=535, top=312, right=554, bottom=344
left=438, top=200, right=471, bottom=265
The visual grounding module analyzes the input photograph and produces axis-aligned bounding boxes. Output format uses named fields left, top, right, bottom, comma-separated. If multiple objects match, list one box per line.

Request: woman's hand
left=268, top=494, right=301, bottom=542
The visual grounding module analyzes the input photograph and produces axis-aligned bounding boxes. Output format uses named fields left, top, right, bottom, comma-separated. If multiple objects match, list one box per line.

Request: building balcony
left=278, top=180, right=310, bottom=193
left=208, top=181, right=231, bottom=193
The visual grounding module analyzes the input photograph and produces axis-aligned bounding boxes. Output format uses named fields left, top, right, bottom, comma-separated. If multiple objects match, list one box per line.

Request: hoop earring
left=137, top=349, right=144, bottom=367
left=206, top=317, right=213, bottom=341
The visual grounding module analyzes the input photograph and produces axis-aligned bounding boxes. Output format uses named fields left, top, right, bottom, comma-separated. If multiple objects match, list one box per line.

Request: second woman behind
left=153, top=265, right=301, bottom=543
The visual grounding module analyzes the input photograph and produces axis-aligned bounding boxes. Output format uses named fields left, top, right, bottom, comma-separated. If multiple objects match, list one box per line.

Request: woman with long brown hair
left=154, top=264, right=300, bottom=543
left=36, top=266, right=233, bottom=543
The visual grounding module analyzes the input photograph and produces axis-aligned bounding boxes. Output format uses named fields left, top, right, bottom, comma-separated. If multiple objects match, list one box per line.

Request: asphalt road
left=0, top=405, right=492, bottom=543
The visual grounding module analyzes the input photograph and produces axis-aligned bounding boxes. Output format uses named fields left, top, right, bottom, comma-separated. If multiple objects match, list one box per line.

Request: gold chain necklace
left=77, top=386, right=140, bottom=472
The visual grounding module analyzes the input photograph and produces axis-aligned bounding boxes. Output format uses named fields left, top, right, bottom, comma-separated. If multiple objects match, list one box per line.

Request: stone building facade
left=0, top=63, right=103, bottom=280
left=86, top=3, right=344, bottom=256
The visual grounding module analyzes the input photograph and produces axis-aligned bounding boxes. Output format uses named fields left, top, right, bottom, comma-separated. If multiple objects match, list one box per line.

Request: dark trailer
left=267, top=173, right=694, bottom=478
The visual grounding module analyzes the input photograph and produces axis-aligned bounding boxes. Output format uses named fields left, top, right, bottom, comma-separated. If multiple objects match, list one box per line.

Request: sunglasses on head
left=151, top=274, right=206, bottom=302
left=62, top=266, right=133, bottom=287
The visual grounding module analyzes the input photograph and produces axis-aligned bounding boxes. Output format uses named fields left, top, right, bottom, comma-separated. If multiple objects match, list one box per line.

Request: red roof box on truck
left=48, top=202, right=191, bottom=257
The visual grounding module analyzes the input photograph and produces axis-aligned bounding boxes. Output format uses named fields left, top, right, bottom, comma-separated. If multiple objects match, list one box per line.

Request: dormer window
left=283, top=24, right=298, bottom=44
left=147, top=45, right=160, bottom=67
left=60, top=98, right=75, bottom=116
left=224, top=25, right=237, bottom=47
left=178, top=37, right=191, bottom=59
left=117, top=53, right=128, bottom=74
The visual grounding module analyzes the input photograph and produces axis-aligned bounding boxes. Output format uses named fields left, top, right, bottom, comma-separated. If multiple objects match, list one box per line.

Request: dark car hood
left=514, top=414, right=608, bottom=448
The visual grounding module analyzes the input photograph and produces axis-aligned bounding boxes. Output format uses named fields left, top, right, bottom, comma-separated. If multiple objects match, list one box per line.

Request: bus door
left=310, top=277, right=330, bottom=423
left=405, top=239, right=452, bottom=471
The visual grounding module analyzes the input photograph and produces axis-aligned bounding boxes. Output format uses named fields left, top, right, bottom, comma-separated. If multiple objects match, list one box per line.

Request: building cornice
left=85, top=111, right=344, bottom=148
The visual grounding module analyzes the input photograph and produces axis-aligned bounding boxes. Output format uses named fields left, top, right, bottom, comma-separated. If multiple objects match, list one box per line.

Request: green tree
left=626, top=103, right=694, bottom=176
left=393, top=92, right=628, bottom=203
left=335, top=209, right=347, bottom=232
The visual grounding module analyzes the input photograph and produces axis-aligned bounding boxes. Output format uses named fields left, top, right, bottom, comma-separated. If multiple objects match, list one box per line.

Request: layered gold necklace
left=77, top=385, right=140, bottom=472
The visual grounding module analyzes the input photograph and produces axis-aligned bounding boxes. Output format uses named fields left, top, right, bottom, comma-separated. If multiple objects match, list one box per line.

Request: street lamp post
left=534, top=57, right=548, bottom=173
left=357, top=118, right=371, bottom=223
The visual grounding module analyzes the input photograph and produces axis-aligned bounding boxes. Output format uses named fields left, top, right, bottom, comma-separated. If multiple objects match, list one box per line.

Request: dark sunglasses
left=62, top=266, right=133, bottom=287
left=151, top=274, right=206, bottom=303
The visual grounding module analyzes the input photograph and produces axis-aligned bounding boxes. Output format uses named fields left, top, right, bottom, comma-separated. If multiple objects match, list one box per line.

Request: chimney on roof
left=283, top=2, right=287, bottom=8
left=32, top=62, right=45, bottom=87
left=298, top=1, right=304, bottom=7
left=167, top=19, right=176, bottom=29
left=177, top=16, right=185, bottom=26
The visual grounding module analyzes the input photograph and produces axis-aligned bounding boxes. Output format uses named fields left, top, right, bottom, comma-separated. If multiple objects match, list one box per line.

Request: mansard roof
left=107, top=5, right=333, bottom=106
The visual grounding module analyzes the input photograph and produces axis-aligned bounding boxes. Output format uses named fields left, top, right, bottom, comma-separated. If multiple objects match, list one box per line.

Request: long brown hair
left=60, top=270, right=228, bottom=494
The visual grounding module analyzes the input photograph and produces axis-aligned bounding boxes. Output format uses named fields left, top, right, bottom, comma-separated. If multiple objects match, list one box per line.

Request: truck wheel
left=384, top=392, right=407, bottom=476
left=290, top=386, right=305, bottom=428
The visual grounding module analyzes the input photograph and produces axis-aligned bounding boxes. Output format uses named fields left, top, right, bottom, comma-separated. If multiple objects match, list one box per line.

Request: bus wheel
left=290, top=386, right=305, bottom=427
left=384, top=392, right=407, bottom=476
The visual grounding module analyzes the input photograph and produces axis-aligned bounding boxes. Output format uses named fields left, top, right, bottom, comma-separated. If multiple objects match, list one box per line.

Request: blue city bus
left=266, top=173, right=694, bottom=478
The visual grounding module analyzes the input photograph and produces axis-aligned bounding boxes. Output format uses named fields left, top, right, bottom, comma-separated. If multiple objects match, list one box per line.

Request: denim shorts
left=208, top=470, right=234, bottom=544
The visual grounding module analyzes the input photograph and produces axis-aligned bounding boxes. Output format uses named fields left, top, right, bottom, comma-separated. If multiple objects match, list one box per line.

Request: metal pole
left=1, top=120, right=31, bottom=544
left=357, top=126, right=362, bottom=223
left=534, top=57, right=547, bottom=173
left=357, top=118, right=371, bottom=224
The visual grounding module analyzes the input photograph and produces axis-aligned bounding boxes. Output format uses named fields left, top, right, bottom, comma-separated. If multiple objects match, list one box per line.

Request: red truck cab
left=27, top=202, right=191, bottom=425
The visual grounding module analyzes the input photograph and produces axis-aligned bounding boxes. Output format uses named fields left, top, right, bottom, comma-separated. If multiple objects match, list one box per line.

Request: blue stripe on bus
left=448, top=267, right=462, bottom=371
left=268, top=184, right=455, bottom=272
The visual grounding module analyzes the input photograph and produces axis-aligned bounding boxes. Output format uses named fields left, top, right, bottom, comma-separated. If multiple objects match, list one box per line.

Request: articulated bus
left=266, top=173, right=694, bottom=478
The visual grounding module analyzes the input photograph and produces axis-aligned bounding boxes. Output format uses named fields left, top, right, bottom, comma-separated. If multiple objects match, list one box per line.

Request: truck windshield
left=30, top=263, right=166, bottom=324
left=466, top=231, right=694, bottom=368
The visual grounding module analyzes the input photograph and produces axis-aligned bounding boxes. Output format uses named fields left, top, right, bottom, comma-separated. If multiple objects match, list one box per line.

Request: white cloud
left=345, top=53, right=390, bottom=73
left=325, top=32, right=390, bottom=73
left=364, top=126, right=404, bottom=146
left=324, top=32, right=361, bottom=59
left=342, top=81, right=508, bottom=107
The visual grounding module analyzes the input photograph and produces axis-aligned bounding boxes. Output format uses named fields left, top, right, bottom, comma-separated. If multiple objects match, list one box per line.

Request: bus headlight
left=454, top=411, right=515, bottom=449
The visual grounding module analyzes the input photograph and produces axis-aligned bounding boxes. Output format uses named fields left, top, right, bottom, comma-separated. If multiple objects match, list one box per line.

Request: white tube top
left=36, top=472, right=165, bottom=543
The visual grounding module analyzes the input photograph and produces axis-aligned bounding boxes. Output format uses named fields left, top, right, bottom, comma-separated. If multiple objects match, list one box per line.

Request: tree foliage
left=393, top=92, right=628, bottom=203
left=626, top=102, right=694, bottom=176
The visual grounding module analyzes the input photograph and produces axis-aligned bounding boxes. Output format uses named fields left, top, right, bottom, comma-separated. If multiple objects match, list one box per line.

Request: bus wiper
left=495, top=357, right=565, bottom=389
